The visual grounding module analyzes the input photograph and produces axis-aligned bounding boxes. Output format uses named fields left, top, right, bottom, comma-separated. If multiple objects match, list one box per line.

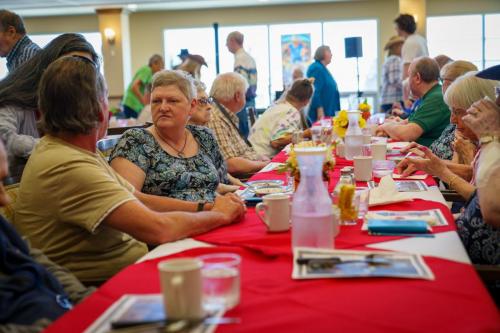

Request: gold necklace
left=156, top=127, right=188, bottom=158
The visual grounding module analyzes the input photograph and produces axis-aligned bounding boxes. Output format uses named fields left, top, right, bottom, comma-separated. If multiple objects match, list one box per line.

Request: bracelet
left=196, top=201, right=206, bottom=212
left=447, top=174, right=460, bottom=189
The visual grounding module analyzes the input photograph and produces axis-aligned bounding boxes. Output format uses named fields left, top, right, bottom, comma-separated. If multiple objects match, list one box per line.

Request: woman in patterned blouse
left=110, top=70, right=229, bottom=203
left=249, top=78, right=314, bottom=158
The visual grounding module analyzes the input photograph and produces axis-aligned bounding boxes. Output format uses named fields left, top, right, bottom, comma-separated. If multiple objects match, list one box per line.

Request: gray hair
left=314, top=45, right=331, bottom=61
left=444, top=71, right=497, bottom=110
left=210, top=72, right=248, bottom=102
left=148, top=54, right=164, bottom=67
left=151, top=69, right=196, bottom=101
left=412, top=57, right=440, bottom=83
left=38, top=56, right=106, bottom=135
left=193, top=80, right=206, bottom=93
left=227, top=31, right=244, bottom=46
left=440, top=60, right=477, bottom=82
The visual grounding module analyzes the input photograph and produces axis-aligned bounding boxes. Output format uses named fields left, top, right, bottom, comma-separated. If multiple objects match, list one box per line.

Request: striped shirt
left=6, top=35, right=41, bottom=72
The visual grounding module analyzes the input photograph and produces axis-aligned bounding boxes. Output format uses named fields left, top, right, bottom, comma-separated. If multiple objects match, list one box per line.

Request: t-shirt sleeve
left=109, top=129, right=151, bottom=174
left=270, top=108, right=302, bottom=141
left=402, top=39, right=419, bottom=64
left=136, top=66, right=152, bottom=84
left=408, top=100, right=438, bottom=133
left=56, top=158, right=137, bottom=233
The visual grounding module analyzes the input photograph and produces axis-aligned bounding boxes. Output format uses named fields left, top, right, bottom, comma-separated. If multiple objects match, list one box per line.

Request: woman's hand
left=453, top=132, right=476, bottom=165
left=398, top=146, right=448, bottom=178
left=463, top=98, right=500, bottom=138
left=211, top=193, right=246, bottom=224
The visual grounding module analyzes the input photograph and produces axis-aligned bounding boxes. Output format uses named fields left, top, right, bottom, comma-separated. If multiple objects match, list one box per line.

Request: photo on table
left=292, top=247, right=435, bottom=280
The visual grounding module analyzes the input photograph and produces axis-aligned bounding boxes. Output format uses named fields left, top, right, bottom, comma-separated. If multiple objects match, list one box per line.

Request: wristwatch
left=479, top=135, right=499, bottom=145
left=197, top=200, right=206, bottom=212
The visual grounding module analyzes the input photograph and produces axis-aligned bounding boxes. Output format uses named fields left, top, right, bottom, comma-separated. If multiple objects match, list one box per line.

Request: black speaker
left=344, top=37, right=363, bottom=58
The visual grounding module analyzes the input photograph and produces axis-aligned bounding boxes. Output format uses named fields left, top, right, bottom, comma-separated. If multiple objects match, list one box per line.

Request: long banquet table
left=45, top=145, right=500, bottom=333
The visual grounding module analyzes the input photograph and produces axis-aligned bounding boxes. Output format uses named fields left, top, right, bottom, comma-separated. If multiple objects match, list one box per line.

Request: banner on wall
left=281, top=33, right=311, bottom=88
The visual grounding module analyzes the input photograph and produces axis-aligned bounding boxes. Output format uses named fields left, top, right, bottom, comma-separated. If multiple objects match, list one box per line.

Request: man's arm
left=402, top=63, right=410, bottom=80
left=104, top=195, right=245, bottom=245
left=227, top=157, right=267, bottom=175
left=379, top=122, right=423, bottom=142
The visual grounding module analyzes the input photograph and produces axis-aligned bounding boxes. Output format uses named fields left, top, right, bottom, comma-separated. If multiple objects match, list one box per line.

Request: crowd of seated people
left=1, top=11, right=499, bottom=330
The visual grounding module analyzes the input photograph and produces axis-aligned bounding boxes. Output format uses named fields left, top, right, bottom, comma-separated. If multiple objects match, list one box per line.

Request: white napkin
left=392, top=173, right=428, bottom=180
left=368, top=175, right=413, bottom=207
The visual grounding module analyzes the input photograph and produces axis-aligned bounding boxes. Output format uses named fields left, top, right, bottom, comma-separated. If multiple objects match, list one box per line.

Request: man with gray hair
left=378, top=56, right=450, bottom=146
left=0, top=9, right=40, bottom=72
left=226, top=31, right=257, bottom=138
left=208, top=72, right=268, bottom=178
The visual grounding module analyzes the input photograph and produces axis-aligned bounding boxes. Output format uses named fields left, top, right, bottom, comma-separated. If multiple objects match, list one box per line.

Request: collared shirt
left=234, top=48, right=257, bottom=101
left=6, top=35, right=41, bottom=72
left=380, top=55, right=403, bottom=105
left=207, top=102, right=259, bottom=161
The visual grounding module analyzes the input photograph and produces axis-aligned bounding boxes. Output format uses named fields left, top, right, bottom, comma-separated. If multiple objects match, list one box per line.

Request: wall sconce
left=104, top=28, right=116, bottom=45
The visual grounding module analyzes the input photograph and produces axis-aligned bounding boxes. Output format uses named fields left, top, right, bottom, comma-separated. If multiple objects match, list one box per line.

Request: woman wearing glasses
left=110, top=70, right=230, bottom=204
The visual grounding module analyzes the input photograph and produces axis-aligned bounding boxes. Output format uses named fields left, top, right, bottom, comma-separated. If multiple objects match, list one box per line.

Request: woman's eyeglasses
left=197, top=97, right=214, bottom=106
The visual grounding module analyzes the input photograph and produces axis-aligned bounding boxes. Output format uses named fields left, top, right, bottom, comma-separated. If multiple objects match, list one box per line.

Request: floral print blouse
left=430, top=123, right=455, bottom=160
left=110, top=125, right=228, bottom=202
left=456, top=191, right=500, bottom=265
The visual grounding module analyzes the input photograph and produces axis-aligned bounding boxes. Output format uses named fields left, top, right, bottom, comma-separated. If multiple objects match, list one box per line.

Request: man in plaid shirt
left=208, top=72, right=269, bottom=178
left=0, top=9, right=40, bottom=72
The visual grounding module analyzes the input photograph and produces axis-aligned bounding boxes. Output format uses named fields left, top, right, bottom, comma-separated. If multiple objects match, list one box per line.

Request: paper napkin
left=368, top=175, right=413, bottom=206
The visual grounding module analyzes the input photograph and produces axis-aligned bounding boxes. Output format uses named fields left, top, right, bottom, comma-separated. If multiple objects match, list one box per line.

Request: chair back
left=247, top=107, right=256, bottom=126
left=97, top=135, right=121, bottom=159
left=0, top=183, right=19, bottom=223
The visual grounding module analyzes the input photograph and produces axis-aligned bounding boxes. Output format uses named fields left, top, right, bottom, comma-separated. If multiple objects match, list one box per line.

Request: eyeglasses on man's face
left=197, top=97, right=214, bottom=106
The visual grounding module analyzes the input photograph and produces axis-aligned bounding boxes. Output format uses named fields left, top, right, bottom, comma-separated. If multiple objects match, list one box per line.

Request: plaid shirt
left=380, top=55, right=403, bottom=105
left=207, top=102, right=259, bottom=161
left=6, top=35, right=41, bottom=72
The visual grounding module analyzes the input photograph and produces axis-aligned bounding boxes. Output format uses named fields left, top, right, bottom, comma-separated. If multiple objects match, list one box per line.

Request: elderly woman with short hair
left=306, top=45, right=340, bottom=122
left=110, top=70, right=229, bottom=203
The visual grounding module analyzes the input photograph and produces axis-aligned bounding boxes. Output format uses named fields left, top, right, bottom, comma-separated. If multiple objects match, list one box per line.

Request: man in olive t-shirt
left=15, top=136, right=148, bottom=285
left=378, top=57, right=450, bottom=147
left=122, top=54, right=164, bottom=118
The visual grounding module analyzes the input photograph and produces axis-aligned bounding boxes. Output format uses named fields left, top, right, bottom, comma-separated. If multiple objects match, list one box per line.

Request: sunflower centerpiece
left=277, top=141, right=335, bottom=190
left=332, top=109, right=366, bottom=139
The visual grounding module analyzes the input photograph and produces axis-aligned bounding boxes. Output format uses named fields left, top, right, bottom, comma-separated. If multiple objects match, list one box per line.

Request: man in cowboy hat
left=380, top=36, right=405, bottom=113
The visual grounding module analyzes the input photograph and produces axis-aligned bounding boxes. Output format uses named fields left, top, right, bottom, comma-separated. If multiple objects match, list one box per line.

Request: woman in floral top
left=110, top=70, right=228, bottom=203
left=249, top=78, right=314, bottom=158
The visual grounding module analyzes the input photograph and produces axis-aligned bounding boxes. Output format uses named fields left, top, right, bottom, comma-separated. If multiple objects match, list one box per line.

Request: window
left=427, top=13, right=500, bottom=69
left=218, top=25, right=269, bottom=108
left=485, top=14, right=500, bottom=68
left=163, top=27, right=216, bottom=91
left=323, top=20, right=378, bottom=93
left=427, top=15, right=482, bottom=69
left=0, top=32, right=103, bottom=80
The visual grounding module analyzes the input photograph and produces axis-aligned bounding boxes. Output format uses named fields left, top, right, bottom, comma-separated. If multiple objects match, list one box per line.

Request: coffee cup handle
left=255, top=202, right=269, bottom=227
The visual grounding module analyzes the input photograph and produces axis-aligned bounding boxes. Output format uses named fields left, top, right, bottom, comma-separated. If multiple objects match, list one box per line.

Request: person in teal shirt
left=306, top=45, right=340, bottom=122
left=122, top=54, right=164, bottom=118
left=378, top=57, right=450, bottom=147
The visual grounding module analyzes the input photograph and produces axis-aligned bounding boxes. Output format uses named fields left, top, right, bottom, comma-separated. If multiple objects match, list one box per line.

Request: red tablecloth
left=45, top=247, right=500, bottom=333
left=194, top=200, right=456, bottom=256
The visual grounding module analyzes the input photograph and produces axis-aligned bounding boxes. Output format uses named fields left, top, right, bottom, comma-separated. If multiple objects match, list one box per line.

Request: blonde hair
left=440, top=60, right=477, bottom=82
left=151, top=70, right=196, bottom=101
left=210, top=72, right=248, bottom=102
left=444, top=71, right=497, bottom=110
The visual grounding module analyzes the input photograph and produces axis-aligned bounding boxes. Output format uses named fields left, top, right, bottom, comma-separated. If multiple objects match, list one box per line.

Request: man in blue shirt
left=306, top=45, right=341, bottom=122
left=0, top=9, right=40, bottom=72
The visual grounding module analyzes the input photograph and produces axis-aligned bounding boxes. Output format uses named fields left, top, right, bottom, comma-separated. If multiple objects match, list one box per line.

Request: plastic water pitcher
left=291, top=147, right=337, bottom=249
left=344, top=111, right=363, bottom=160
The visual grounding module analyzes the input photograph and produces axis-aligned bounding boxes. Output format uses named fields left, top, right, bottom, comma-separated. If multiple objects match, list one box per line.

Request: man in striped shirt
left=0, top=9, right=41, bottom=72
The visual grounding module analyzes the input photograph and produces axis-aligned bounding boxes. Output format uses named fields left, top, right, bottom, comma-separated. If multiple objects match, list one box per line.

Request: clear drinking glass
left=356, top=188, right=370, bottom=219
left=198, top=253, right=241, bottom=312
left=311, top=126, right=322, bottom=145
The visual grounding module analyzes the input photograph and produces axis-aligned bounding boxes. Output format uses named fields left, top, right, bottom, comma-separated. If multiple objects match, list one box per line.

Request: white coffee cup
left=158, top=258, right=204, bottom=320
left=354, top=156, right=373, bottom=181
left=371, top=143, right=387, bottom=161
left=255, top=194, right=291, bottom=232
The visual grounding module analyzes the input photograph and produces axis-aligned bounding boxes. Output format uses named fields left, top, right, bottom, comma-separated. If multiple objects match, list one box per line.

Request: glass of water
left=356, top=188, right=370, bottom=219
left=198, top=253, right=241, bottom=312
